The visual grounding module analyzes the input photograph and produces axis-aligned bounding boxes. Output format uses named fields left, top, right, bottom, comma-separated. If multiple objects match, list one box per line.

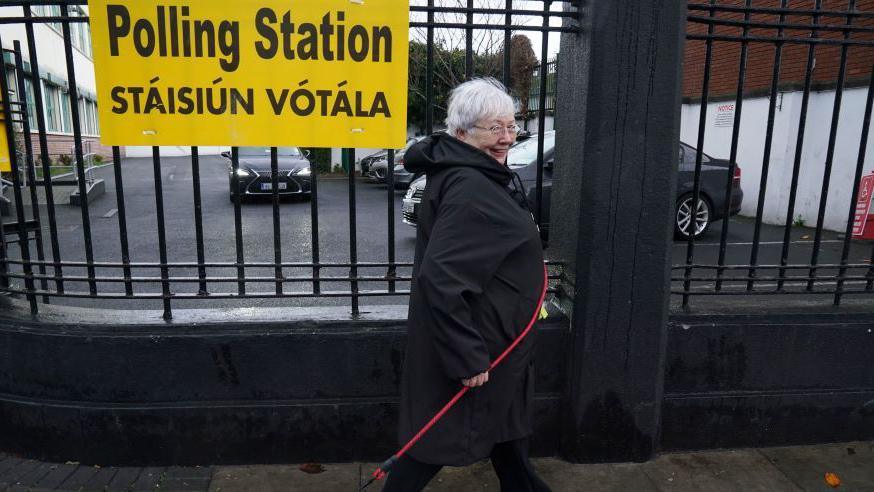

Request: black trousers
left=381, top=438, right=552, bottom=492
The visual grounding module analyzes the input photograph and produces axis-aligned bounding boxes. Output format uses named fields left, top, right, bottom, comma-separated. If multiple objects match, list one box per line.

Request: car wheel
left=675, top=193, right=711, bottom=239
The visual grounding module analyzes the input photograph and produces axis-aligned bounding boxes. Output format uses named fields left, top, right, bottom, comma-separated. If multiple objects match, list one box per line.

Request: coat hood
left=403, top=133, right=513, bottom=187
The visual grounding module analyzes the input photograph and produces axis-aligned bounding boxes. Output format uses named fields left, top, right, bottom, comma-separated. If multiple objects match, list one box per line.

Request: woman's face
left=456, top=115, right=517, bottom=164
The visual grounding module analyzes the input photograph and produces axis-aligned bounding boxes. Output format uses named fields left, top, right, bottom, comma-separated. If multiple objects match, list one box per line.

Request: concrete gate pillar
left=551, top=0, right=687, bottom=462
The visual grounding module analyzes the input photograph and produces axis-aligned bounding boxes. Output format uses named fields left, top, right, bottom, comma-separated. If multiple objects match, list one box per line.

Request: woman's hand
left=462, top=371, right=489, bottom=387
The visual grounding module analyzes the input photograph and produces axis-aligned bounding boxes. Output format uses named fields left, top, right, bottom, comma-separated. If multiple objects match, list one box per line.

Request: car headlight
left=235, top=168, right=251, bottom=177
left=293, top=167, right=311, bottom=176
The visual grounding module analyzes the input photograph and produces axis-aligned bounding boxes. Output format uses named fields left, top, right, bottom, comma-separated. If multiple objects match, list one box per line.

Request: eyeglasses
left=473, top=124, right=520, bottom=136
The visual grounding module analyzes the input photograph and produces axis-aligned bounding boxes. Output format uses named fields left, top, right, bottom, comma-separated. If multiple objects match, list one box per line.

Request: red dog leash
left=360, top=263, right=549, bottom=490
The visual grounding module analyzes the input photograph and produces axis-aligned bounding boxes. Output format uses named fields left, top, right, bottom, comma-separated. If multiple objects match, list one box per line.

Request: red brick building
left=684, top=0, right=874, bottom=102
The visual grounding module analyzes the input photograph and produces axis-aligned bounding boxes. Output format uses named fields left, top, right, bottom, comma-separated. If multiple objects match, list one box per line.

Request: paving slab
left=759, top=441, right=874, bottom=492
left=208, top=463, right=362, bottom=492
left=10, top=461, right=57, bottom=488
left=532, top=458, right=660, bottom=492
left=81, top=466, right=120, bottom=491
left=129, top=467, right=165, bottom=491
left=642, top=449, right=801, bottom=491
left=56, top=466, right=100, bottom=491
left=105, top=466, right=144, bottom=491
left=32, top=463, right=79, bottom=490
left=0, top=459, right=42, bottom=489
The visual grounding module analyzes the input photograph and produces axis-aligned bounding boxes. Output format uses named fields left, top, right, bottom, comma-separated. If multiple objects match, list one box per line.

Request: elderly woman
left=385, top=78, right=550, bottom=491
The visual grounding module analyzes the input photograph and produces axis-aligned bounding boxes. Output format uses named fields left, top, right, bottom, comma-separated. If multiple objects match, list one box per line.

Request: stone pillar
left=551, top=0, right=686, bottom=462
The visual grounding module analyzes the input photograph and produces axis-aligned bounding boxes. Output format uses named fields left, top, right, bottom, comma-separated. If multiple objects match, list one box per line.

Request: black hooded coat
left=399, top=133, right=546, bottom=466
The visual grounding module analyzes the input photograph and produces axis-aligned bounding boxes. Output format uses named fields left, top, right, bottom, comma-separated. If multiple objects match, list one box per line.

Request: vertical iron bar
left=534, top=1, right=551, bottom=227
left=12, top=41, right=48, bottom=301
left=347, top=149, right=359, bottom=316
left=270, top=147, right=282, bottom=295
left=778, top=0, right=821, bottom=291
left=60, top=7, right=96, bottom=295
left=465, top=0, right=473, bottom=80
left=426, top=0, right=434, bottom=134
left=715, top=0, right=752, bottom=291
left=309, top=150, right=320, bottom=295
left=0, top=202, right=7, bottom=290
left=808, top=0, right=855, bottom=291
left=746, top=0, right=788, bottom=292
left=386, top=149, right=396, bottom=293
left=111, top=146, right=132, bottom=296
left=502, top=0, right=512, bottom=89
left=835, top=61, right=873, bottom=304
left=151, top=147, right=171, bottom=319
left=231, top=147, right=245, bottom=295
left=683, top=0, right=717, bottom=308
left=24, top=6, right=63, bottom=294
left=190, top=147, right=207, bottom=295
left=0, top=39, right=36, bottom=312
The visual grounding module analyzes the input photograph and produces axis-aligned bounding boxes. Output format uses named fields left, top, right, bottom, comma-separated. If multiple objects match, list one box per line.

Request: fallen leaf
left=93, top=464, right=101, bottom=469
left=64, top=461, right=79, bottom=465
left=801, top=235, right=811, bottom=240
left=825, top=472, right=841, bottom=487
left=299, top=463, right=325, bottom=474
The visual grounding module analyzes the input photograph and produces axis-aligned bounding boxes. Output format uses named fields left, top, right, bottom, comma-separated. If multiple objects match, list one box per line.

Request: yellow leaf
left=825, top=472, right=841, bottom=487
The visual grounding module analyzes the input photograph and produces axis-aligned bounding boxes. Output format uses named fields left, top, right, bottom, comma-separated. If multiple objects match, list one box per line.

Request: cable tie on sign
left=350, top=128, right=364, bottom=133
left=142, top=130, right=157, bottom=135
left=349, top=0, right=365, bottom=5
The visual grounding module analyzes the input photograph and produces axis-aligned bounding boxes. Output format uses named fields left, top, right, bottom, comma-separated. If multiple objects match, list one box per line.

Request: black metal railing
left=676, top=1, right=874, bottom=307
left=0, top=1, right=573, bottom=318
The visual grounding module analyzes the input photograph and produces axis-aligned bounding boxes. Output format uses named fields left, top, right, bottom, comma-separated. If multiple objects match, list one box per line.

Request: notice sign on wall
left=714, top=103, right=735, bottom=128
left=89, top=0, right=409, bottom=148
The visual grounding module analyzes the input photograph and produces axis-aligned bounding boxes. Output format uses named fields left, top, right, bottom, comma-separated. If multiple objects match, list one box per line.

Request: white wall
left=680, top=87, right=874, bottom=232
left=0, top=6, right=95, bottom=92
left=124, top=146, right=226, bottom=158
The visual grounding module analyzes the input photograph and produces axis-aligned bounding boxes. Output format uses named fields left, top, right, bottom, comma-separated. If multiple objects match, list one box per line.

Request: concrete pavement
left=2, top=441, right=873, bottom=491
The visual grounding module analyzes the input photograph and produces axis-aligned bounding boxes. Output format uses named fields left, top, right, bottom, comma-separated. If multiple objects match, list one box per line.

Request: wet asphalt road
left=2, top=157, right=872, bottom=312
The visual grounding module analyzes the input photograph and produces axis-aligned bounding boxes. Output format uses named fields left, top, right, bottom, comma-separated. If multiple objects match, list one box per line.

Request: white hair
left=445, top=78, right=516, bottom=137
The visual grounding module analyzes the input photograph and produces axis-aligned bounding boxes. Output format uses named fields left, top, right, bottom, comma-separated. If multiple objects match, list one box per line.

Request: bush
left=56, top=154, right=73, bottom=167
left=93, top=154, right=104, bottom=164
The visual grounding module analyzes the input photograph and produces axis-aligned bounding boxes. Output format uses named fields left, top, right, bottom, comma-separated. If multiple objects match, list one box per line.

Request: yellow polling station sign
left=0, top=93, right=11, bottom=172
left=88, top=0, right=409, bottom=148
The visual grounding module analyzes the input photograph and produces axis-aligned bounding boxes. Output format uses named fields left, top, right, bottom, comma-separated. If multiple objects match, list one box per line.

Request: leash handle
left=365, top=263, right=550, bottom=487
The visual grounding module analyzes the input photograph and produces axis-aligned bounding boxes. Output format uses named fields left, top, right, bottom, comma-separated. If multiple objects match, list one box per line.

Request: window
left=34, top=5, right=63, bottom=33
left=68, top=7, right=92, bottom=57
left=78, top=97, right=99, bottom=135
left=23, top=78, right=36, bottom=130
left=43, top=83, right=70, bottom=133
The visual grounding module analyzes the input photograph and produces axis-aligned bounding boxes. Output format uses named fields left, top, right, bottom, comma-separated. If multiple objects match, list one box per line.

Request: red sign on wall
left=852, top=172, right=874, bottom=237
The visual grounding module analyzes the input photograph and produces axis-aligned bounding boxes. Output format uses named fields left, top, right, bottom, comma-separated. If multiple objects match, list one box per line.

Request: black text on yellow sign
left=89, top=0, right=409, bottom=148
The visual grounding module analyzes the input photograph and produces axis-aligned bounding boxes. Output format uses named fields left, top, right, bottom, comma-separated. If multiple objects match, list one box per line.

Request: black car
left=225, top=146, right=312, bottom=202
left=402, top=132, right=743, bottom=239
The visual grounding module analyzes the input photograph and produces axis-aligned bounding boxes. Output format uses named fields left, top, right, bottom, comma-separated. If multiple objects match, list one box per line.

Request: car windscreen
left=238, top=146, right=302, bottom=157
left=507, top=132, right=555, bottom=167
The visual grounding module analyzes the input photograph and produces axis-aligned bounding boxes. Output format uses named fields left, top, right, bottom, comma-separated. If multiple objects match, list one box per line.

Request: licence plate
left=261, top=182, right=288, bottom=191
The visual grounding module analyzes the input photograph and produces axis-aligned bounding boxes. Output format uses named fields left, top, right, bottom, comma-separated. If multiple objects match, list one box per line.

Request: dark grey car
left=402, top=132, right=743, bottom=240
left=226, top=146, right=312, bottom=202
left=367, top=136, right=428, bottom=188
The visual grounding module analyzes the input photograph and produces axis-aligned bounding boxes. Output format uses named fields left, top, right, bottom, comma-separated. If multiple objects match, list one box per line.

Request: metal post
left=551, top=0, right=685, bottom=462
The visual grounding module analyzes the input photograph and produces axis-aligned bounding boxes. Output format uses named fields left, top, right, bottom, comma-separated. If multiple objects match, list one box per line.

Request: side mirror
left=221, top=151, right=231, bottom=159
left=303, top=149, right=311, bottom=158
